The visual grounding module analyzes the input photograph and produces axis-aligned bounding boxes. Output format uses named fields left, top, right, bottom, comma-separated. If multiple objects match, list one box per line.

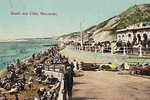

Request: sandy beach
left=0, top=46, right=63, bottom=100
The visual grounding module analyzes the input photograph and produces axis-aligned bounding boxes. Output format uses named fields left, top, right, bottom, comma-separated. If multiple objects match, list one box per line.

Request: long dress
left=73, top=61, right=77, bottom=70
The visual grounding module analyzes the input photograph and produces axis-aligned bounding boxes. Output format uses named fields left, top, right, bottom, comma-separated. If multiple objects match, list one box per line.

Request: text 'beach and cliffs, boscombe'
left=10, top=11, right=57, bottom=16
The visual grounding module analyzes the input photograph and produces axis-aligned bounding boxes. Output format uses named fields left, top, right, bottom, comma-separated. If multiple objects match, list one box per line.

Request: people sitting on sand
left=9, top=79, right=25, bottom=93
left=49, top=75, right=59, bottom=85
left=28, top=77, right=33, bottom=89
left=0, top=92, right=7, bottom=100
left=37, top=87, right=47, bottom=99
left=3, top=82, right=11, bottom=90
left=0, top=46, right=62, bottom=99
left=0, top=78, right=2, bottom=88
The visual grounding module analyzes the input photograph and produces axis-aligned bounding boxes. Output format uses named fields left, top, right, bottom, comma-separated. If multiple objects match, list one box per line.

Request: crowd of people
left=0, top=44, right=80, bottom=100
left=66, top=36, right=150, bottom=56
left=67, top=40, right=112, bottom=53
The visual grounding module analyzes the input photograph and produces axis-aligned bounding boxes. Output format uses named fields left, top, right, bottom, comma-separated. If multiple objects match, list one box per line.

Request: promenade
left=72, top=71, right=150, bottom=100
left=60, top=46, right=150, bottom=100
left=60, top=46, right=127, bottom=65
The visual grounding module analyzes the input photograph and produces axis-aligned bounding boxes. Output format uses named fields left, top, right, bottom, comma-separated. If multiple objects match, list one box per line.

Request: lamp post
left=139, top=45, right=142, bottom=57
left=87, top=31, right=91, bottom=52
left=80, top=23, right=83, bottom=50
left=123, top=46, right=126, bottom=56
left=87, top=31, right=91, bottom=41
left=111, top=44, right=113, bottom=54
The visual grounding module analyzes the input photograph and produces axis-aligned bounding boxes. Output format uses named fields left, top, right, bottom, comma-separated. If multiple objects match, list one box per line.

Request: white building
left=116, top=22, right=150, bottom=44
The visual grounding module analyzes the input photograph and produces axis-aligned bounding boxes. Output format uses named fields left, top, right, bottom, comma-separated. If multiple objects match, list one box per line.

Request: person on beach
left=28, top=77, right=33, bottom=89
left=49, top=75, right=59, bottom=85
left=22, top=74, right=26, bottom=84
left=0, top=92, right=7, bottom=100
left=37, top=87, right=47, bottom=99
left=0, top=46, right=61, bottom=99
left=63, top=66, right=74, bottom=100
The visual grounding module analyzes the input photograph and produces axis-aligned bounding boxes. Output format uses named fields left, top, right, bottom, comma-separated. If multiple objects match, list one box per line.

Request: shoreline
left=0, top=39, right=28, bottom=43
left=0, top=43, right=63, bottom=99
left=0, top=42, right=60, bottom=78
left=0, top=39, right=59, bottom=73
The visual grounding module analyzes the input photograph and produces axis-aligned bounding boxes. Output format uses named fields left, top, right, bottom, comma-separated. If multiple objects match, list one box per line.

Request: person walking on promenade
left=63, top=66, right=74, bottom=100
left=73, top=60, right=79, bottom=71
left=63, top=58, right=70, bottom=70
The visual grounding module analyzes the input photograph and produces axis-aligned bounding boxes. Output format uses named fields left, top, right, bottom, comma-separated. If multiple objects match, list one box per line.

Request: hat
left=66, top=66, right=71, bottom=70
left=34, top=98, right=39, bottom=100
left=40, top=87, right=44, bottom=91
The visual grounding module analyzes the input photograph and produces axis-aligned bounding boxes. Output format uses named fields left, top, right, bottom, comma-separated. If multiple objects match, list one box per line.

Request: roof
left=116, top=26, right=150, bottom=33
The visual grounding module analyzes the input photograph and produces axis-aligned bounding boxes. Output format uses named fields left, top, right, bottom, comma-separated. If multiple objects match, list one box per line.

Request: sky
left=0, top=0, right=150, bottom=41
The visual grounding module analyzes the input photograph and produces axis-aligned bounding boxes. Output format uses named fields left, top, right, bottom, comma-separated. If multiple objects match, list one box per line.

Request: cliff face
left=58, top=4, right=150, bottom=42
left=97, top=4, right=150, bottom=31
left=117, top=4, right=150, bottom=29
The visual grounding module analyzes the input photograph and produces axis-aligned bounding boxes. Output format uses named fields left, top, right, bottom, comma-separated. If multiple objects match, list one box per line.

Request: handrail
left=44, top=70, right=64, bottom=100
left=69, top=45, right=150, bottom=56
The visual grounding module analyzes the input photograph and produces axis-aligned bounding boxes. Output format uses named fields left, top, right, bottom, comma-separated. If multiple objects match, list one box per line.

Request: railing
left=69, top=45, right=150, bottom=57
left=44, top=70, right=64, bottom=100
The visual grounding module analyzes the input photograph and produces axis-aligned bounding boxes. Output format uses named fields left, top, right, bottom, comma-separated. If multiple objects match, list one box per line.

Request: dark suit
left=63, top=70, right=74, bottom=100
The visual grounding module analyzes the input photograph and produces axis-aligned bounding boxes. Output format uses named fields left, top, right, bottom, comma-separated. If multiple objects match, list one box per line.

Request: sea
left=0, top=39, right=59, bottom=71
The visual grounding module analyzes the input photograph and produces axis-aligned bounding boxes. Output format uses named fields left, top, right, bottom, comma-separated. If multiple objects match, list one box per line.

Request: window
left=128, top=34, right=131, bottom=37
left=143, top=33, right=148, bottom=41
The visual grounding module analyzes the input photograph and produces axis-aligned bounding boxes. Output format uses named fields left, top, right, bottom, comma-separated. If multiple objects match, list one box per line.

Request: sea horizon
left=0, top=39, right=59, bottom=72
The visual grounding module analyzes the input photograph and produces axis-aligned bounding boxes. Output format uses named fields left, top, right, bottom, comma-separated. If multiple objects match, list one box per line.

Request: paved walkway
left=72, top=71, right=150, bottom=100
left=60, top=46, right=127, bottom=65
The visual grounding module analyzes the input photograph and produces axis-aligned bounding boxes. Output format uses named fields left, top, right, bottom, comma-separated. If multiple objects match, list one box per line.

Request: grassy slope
left=97, top=4, right=150, bottom=31
left=116, top=4, right=150, bottom=29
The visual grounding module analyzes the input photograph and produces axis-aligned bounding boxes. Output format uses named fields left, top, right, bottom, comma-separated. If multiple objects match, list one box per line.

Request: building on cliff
left=116, top=22, right=150, bottom=44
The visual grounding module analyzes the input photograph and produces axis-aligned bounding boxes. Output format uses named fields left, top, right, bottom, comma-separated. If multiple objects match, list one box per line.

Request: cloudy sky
left=0, top=0, right=150, bottom=40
